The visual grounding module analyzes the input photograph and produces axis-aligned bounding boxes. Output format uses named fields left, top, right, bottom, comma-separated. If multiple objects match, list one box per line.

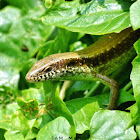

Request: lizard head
left=25, top=52, right=87, bottom=82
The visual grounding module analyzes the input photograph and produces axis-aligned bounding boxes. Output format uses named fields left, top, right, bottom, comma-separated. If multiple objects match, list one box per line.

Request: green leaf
left=19, top=58, right=37, bottom=89
left=69, top=41, right=87, bottom=52
left=33, top=112, right=54, bottom=129
left=4, top=130, right=24, bottom=140
left=0, top=6, right=20, bottom=33
left=42, top=0, right=131, bottom=35
left=11, top=110, right=30, bottom=136
left=25, top=127, right=39, bottom=140
left=21, top=88, right=45, bottom=103
left=38, top=28, right=83, bottom=59
left=129, top=104, right=140, bottom=139
left=17, top=98, right=39, bottom=120
left=65, top=81, right=100, bottom=100
left=0, top=103, right=19, bottom=130
left=89, top=110, right=136, bottom=139
left=37, top=117, right=75, bottom=140
left=66, top=98, right=100, bottom=134
left=135, top=117, right=140, bottom=140
left=0, top=0, right=7, bottom=9
left=128, top=104, right=140, bottom=134
left=42, top=81, right=53, bottom=107
left=130, top=39, right=140, bottom=110
left=0, top=6, right=54, bottom=92
left=0, top=56, right=20, bottom=90
left=70, top=81, right=96, bottom=92
left=45, top=0, right=65, bottom=8
left=130, top=39, right=140, bottom=139
left=0, top=129, right=6, bottom=140
left=6, top=0, right=39, bottom=9
left=130, top=0, right=140, bottom=30
left=43, top=81, right=76, bottom=134
left=117, top=89, right=135, bottom=106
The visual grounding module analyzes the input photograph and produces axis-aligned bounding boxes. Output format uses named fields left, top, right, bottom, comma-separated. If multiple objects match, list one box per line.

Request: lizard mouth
left=25, top=71, right=57, bottom=82
left=25, top=72, right=46, bottom=82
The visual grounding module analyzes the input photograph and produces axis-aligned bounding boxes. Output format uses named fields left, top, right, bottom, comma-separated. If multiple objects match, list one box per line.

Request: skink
left=26, top=27, right=140, bottom=110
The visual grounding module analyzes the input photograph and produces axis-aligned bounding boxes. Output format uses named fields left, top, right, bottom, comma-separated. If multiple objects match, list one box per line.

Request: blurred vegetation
left=0, top=0, right=140, bottom=139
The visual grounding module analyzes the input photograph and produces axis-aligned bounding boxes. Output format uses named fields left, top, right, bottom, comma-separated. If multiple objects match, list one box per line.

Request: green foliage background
left=0, top=0, right=140, bottom=139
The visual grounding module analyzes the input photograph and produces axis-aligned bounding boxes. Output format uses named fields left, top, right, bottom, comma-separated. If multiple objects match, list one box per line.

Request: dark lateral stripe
left=83, top=29, right=140, bottom=67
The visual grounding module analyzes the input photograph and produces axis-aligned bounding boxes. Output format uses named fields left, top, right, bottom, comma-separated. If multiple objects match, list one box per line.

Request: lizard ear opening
left=67, top=60, right=84, bottom=67
left=67, top=61, right=76, bottom=67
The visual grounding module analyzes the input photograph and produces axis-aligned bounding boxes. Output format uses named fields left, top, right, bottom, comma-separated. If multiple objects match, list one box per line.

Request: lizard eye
left=44, top=67, right=52, bottom=73
left=40, top=67, right=52, bottom=73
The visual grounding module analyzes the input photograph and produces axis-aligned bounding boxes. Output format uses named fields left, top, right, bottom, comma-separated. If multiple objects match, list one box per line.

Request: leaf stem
left=84, top=81, right=100, bottom=98
left=123, top=81, right=132, bottom=91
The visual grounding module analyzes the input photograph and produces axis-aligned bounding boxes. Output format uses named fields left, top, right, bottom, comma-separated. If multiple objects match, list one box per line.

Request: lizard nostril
left=25, top=72, right=35, bottom=82
left=25, top=73, right=30, bottom=81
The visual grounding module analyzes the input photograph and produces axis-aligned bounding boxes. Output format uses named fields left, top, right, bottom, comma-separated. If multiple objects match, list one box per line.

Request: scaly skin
left=26, top=27, right=140, bottom=110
